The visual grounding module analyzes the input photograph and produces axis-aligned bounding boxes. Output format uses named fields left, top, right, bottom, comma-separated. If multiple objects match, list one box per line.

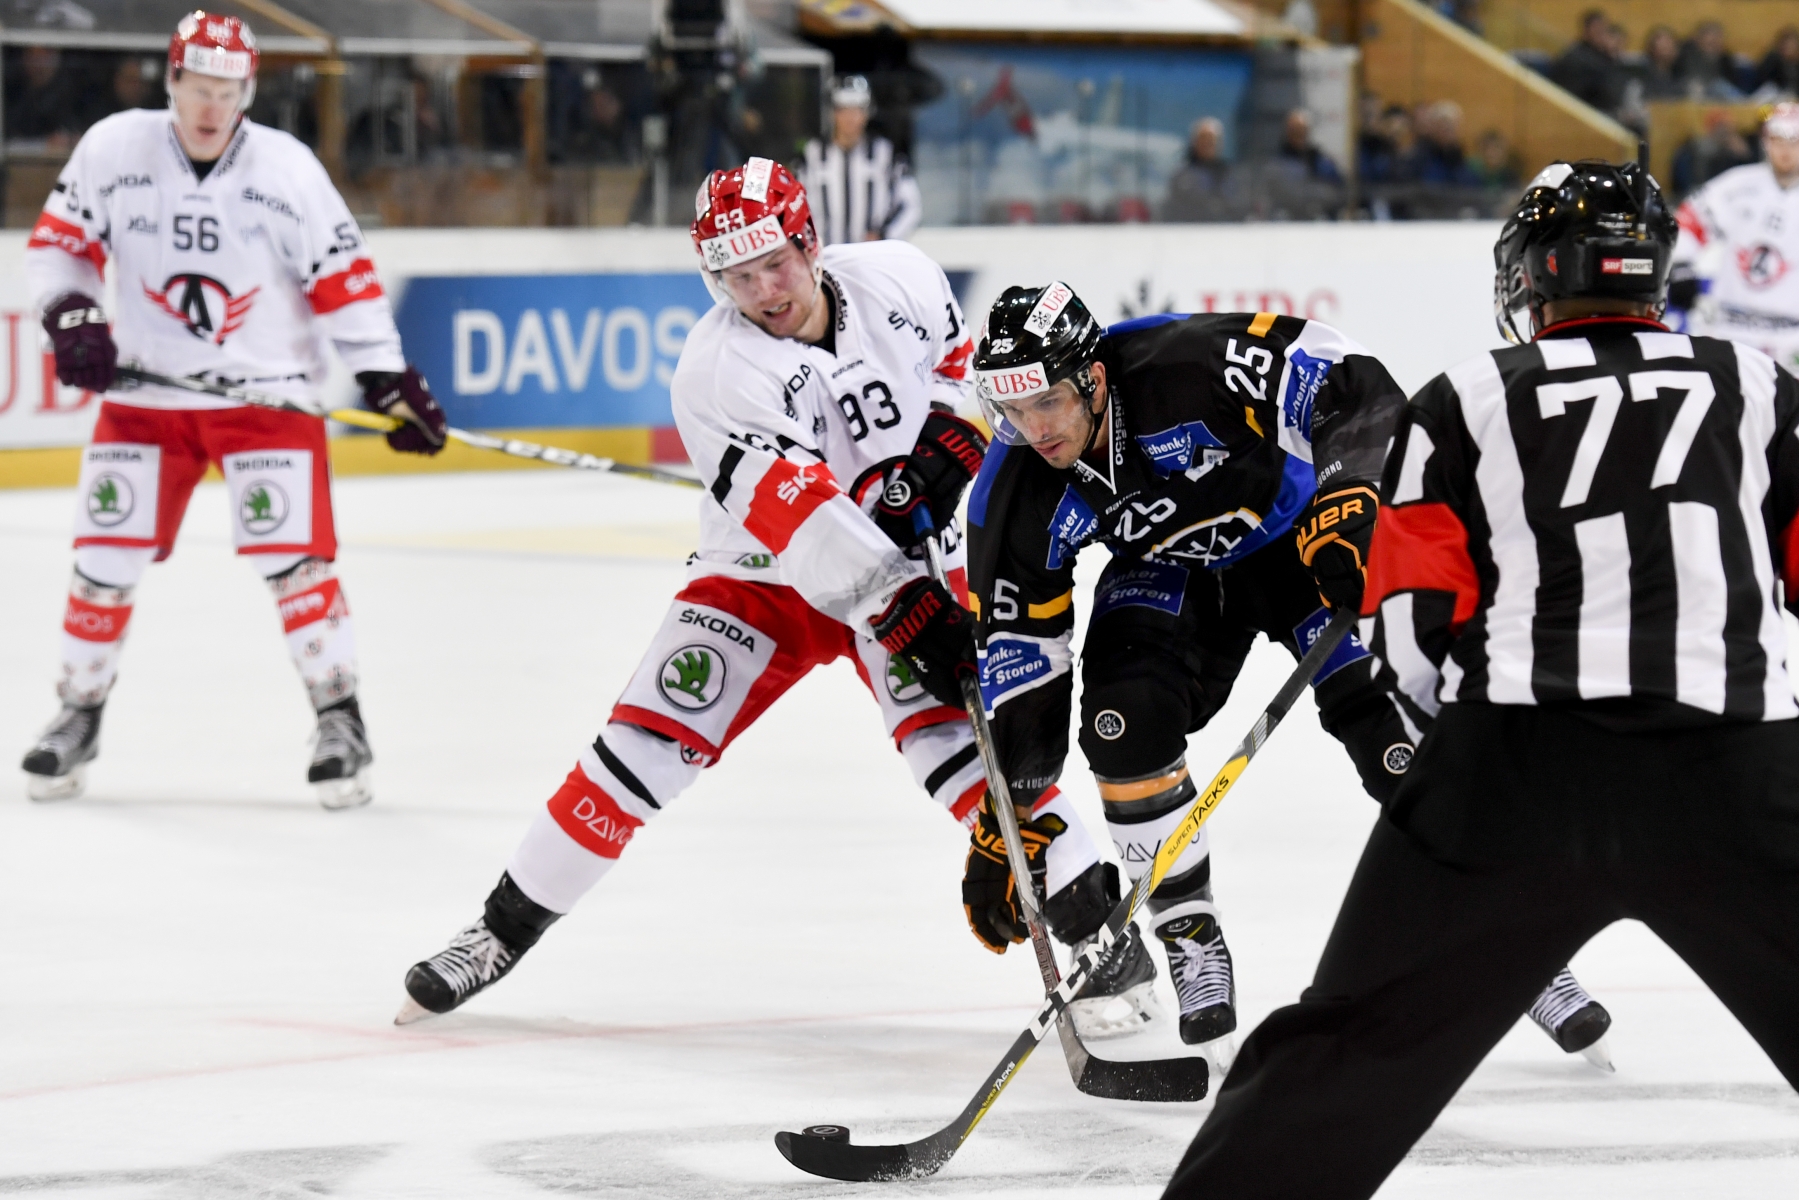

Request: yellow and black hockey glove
left=962, top=795, right=1066, bottom=954
left=1295, top=483, right=1379, bottom=611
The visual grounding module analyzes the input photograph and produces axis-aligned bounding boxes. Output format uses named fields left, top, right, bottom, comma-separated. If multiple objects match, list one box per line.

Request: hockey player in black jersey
left=1161, top=161, right=1799, bottom=1200
left=879, top=281, right=1609, bottom=1059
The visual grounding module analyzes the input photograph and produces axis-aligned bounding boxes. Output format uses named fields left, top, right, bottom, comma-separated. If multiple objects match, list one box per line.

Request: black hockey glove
left=963, top=795, right=1064, bottom=954
left=1295, top=483, right=1379, bottom=611
left=43, top=293, right=116, bottom=393
left=359, top=366, right=448, bottom=455
left=869, top=411, right=988, bottom=549
left=870, top=577, right=977, bottom=708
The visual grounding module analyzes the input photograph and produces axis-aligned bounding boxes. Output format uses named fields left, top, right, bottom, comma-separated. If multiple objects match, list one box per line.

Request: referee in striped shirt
left=1164, top=160, right=1799, bottom=1199
left=801, top=75, right=923, bottom=246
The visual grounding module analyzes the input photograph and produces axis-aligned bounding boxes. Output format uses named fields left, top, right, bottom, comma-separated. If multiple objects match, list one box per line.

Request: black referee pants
left=1162, top=703, right=1799, bottom=1200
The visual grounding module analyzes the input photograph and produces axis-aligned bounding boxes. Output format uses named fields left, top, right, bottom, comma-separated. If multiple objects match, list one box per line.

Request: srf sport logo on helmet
left=660, top=645, right=727, bottom=711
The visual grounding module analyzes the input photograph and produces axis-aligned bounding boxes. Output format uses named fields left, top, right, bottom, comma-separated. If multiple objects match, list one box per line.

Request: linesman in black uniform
left=1162, top=161, right=1799, bottom=1199
left=877, top=281, right=1607, bottom=1057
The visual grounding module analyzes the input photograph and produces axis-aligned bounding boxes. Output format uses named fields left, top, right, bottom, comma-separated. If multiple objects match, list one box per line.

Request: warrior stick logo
left=143, top=272, right=259, bottom=344
left=239, top=481, right=289, bottom=534
left=660, top=645, right=726, bottom=711
left=86, top=473, right=134, bottom=526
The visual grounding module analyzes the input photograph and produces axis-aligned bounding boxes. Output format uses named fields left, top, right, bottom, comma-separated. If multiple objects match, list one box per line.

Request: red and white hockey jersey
left=1674, top=163, right=1799, bottom=326
left=25, top=109, right=403, bottom=410
left=671, top=239, right=974, bottom=628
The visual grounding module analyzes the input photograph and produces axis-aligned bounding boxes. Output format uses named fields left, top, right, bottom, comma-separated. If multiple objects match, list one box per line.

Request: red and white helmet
left=169, top=11, right=260, bottom=112
left=1765, top=101, right=1799, bottom=143
left=690, top=157, right=818, bottom=296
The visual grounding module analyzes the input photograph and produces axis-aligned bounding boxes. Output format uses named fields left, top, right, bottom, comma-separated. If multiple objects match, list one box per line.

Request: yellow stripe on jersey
left=968, top=592, right=981, bottom=618
left=1027, top=590, right=1073, bottom=619
left=1247, top=311, right=1278, bottom=337
left=1244, top=405, right=1264, bottom=437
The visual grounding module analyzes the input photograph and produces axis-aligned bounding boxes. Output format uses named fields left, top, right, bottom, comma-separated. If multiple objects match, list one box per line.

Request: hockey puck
left=801, top=1124, right=850, bottom=1143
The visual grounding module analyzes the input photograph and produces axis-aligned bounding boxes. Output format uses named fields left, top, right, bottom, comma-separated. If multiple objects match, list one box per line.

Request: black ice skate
left=1528, top=966, right=1614, bottom=1071
left=309, top=698, right=372, bottom=810
left=21, top=703, right=103, bottom=802
left=1066, top=923, right=1161, bottom=1040
left=1158, top=906, right=1237, bottom=1070
left=396, top=872, right=560, bottom=1025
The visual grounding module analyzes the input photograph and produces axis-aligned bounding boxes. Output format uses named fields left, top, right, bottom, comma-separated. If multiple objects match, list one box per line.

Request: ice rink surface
left=1, top=469, right=1796, bottom=1198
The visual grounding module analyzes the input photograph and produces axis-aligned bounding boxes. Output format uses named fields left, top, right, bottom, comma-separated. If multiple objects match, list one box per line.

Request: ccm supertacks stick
left=114, top=366, right=703, bottom=490
left=775, top=606, right=1359, bottom=1183
left=918, top=531, right=1207, bottom=1104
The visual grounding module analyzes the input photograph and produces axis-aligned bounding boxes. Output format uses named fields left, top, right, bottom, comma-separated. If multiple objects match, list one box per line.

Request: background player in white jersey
left=18, top=11, right=447, bottom=808
left=398, top=159, right=1120, bottom=1021
left=1670, top=103, right=1799, bottom=374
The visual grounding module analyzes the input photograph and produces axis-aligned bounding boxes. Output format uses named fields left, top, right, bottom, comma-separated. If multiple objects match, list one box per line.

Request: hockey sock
left=263, top=557, right=358, bottom=711
left=1030, top=788, right=1103, bottom=907
left=1097, top=756, right=1213, bottom=911
left=898, top=721, right=987, bottom=826
left=57, top=567, right=138, bottom=708
left=507, top=723, right=701, bottom=913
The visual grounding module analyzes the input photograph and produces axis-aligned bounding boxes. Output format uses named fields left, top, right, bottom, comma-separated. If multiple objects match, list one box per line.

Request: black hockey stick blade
left=1059, top=1021, right=1209, bottom=1102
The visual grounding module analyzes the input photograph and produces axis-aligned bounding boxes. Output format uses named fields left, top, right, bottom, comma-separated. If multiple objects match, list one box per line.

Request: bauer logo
left=239, top=481, right=289, bottom=535
left=86, top=473, right=134, bottom=527
left=885, top=654, right=926, bottom=703
left=660, top=645, right=726, bottom=711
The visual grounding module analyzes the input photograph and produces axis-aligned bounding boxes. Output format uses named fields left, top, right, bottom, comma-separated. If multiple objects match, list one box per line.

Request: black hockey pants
left=1162, top=703, right=1799, bottom=1200
left=1078, top=538, right=1414, bottom=804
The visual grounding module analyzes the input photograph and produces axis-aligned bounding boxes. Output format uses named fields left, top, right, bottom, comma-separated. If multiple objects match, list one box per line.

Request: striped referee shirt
left=801, top=135, right=923, bottom=246
left=1363, top=317, right=1799, bottom=729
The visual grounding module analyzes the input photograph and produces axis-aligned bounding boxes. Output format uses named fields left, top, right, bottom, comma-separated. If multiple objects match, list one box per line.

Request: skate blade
left=394, top=997, right=436, bottom=1026
left=1067, top=981, right=1162, bottom=1041
left=1198, top=1032, right=1238, bottom=1080
left=25, top=765, right=86, bottom=802
left=316, top=770, right=372, bottom=810
left=1578, top=1034, right=1615, bottom=1072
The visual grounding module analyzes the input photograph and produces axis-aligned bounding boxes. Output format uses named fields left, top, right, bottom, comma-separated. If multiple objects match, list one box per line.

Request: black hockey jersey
left=967, top=310, right=1407, bottom=792
left=1363, top=317, right=1799, bottom=729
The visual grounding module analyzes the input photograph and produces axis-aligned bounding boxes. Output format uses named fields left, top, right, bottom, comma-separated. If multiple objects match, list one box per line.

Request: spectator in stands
left=1261, top=107, right=1343, bottom=220
left=1673, top=107, right=1758, bottom=196
left=1277, top=108, right=1342, bottom=184
left=1637, top=26, right=1687, bottom=100
left=1416, top=100, right=1480, bottom=186
left=1677, top=21, right=1751, bottom=101
left=1362, top=104, right=1419, bottom=185
left=1472, top=130, right=1520, bottom=191
left=1757, top=28, right=1799, bottom=99
left=1163, top=117, right=1247, bottom=223
left=1550, top=10, right=1628, bottom=117
left=5, top=45, right=85, bottom=147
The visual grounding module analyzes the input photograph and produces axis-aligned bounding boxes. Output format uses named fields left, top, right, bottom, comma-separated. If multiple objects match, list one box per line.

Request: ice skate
left=21, top=703, right=103, bottom=802
left=1158, top=906, right=1238, bottom=1073
left=398, top=873, right=560, bottom=1023
left=309, top=699, right=372, bottom=810
left=1066, top=923, right=1161, bottom=1040
left=1528, top=966, right=1614, bottom=1071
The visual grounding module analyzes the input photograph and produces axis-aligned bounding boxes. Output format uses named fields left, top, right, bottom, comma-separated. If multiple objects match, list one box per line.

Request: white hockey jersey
left=25, top=109, right=404, bottom=411
left=671, top=239, right=974, bottom=628
left=1674, top=163, right=1799, bottom=325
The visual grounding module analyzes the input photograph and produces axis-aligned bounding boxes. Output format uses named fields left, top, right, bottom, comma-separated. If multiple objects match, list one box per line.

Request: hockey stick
left=775, top=605, right=1359, bottom=1182
left=919, top=534, right=1207, bottom=1105
left=113, top=367, right=703, bottom=490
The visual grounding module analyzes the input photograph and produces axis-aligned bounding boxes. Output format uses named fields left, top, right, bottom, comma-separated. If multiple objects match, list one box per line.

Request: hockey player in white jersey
left=397, top=159, right=1120, bottom=1022
left=1671, top=102, right=1799, bottom=374
left=18, top=11, right=448, bottom=808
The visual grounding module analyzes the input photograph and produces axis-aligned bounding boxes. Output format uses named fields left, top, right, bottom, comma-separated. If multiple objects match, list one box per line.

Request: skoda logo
left=86, top=472, right=134, bottom=527
left=660, top=644, right=726, bottom=712
left=240, top=480, right=289, bottom=535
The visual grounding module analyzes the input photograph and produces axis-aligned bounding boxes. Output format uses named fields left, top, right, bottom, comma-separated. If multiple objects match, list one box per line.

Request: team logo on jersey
left=239, top=481, right=289, bottom=534
left=660, top=645, right=726, bottom=711
left=1093, top=709, right=1126, bottom=740
left=143, top=273, right=259, bottom=345
left=1738, top=244, right=1789, bottom=290
left=86, top=473, right=134, bottom=527
left=1383, top=743, right=1414, bottom=774
left=885, top=654, right=926, bottom=703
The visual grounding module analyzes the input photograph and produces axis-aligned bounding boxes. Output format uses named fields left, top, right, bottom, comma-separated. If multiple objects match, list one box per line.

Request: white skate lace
left=312, top=708, right=368, bottom=768
left=1167, top=929, right=1233, bottom=1017
left=1528, top=968, right=1595, bottom=1034
left=427, top=922, right=514, bottom=998
left=35, top=708, right=97, bottom=766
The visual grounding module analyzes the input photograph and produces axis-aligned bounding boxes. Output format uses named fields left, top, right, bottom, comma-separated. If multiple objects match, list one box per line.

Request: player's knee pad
left=1078, top=653, right=1194, bottom=779
left=265, top=557, right=357, bottom=710
left=1314, top=665, right=1419, bottom=805
left=899, top=720, right=986, bottom=825
left=1045, top=860, right=1119, bottom=946
left=1097, top=755, right=1212, bottom=904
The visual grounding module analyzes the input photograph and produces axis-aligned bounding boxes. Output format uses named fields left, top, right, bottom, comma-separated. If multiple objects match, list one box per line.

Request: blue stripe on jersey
left=967, top=436, right=1010, bottom=527
left=1205, top=452, right=1318, bottom=568
left=1105, top=313, right=1187, bottom=338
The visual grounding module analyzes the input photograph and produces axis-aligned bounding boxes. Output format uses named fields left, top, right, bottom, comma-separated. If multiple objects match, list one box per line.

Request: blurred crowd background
left=0, top=0, right=1793, bottom=230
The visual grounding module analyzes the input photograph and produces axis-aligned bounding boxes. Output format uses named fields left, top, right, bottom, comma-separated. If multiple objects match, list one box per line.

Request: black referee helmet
left=1494, top=159, right=1680, bottom=344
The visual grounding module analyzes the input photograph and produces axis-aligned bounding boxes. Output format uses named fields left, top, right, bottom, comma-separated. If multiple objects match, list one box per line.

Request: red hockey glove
left=871, top=577, right=977, bottom=708
left=43, top=293, right=116, bottom=393
left=359, top=366, right=448, bottom=456
left=868, top=411, right=988, bottom=548
left=962, top=795, right=1065, bottom=953
left=1295, top=484, right=1379, bottom=610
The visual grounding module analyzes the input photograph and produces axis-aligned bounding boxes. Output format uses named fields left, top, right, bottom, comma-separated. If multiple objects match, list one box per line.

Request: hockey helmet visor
left=973, top=282, right=1104, bottom=447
